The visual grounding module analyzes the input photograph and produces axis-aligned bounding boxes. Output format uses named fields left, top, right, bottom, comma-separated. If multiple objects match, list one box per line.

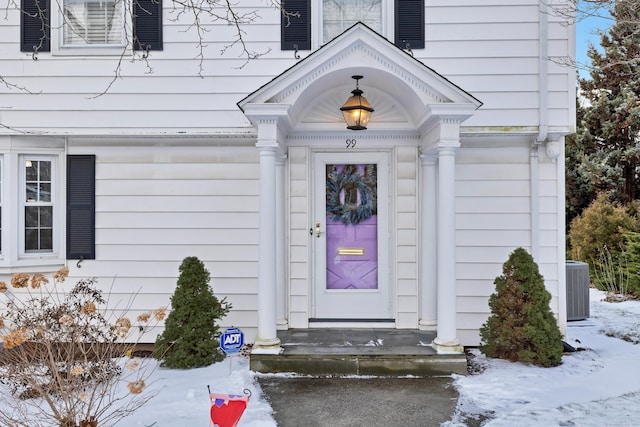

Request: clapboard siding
left=98, top=180, right=258, bottom=196
left=454, top=142, right=561, bottom=338
left=61, top=144, right=261, bottom=339
left=288, top=146, right=310, bottom=328
left=1, top=1, right=570, bottom=345
left=0, top=1, right=573, bottom=135
left=96, top=195, right=257, bottom=212
left=395, top=146, right=419, bottom=327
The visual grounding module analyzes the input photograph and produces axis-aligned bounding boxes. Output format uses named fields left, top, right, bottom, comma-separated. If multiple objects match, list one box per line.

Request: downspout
left=531, top=1, right=549, bottom=262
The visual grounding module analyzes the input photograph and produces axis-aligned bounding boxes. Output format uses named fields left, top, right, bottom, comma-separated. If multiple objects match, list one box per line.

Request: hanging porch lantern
left=340, top=75, right=374, bottom=130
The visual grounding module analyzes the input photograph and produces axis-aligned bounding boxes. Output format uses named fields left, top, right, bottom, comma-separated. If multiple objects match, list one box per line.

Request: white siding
left=288, top=146, right=310, bottom=328
left=455, top=143, right=561, bottom=345
left=64, top=143, right=261, bottom=341
left=395, top=146, right=419, bottom=327
left=0, top=0, right=571, bottom=346
left=0, top=1, right=574, bottom=136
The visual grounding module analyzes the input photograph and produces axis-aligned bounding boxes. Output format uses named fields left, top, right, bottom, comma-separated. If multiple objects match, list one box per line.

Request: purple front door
left=325, top=164, right=378, bottom=290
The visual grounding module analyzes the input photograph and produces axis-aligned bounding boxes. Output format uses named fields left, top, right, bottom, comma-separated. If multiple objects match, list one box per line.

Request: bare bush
left=0, top=268, right=165, bottom=427
left=593, top=247, right=636, bottom=302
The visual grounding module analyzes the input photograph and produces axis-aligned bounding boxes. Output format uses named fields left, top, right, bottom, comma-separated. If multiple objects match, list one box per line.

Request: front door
left=313, top=152, right=392, bottom=320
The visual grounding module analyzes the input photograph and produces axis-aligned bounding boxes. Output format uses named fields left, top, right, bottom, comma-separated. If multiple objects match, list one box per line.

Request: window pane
left=26, top=160, right=37, bottom=181
left=323, top=0, right=382, bottom=42
left=64, top=0, right=124, bottom=45
left=25, top=160, right=52, bottom=202
left=40, top=229, right=53, bottom=250
left=40, top=160, right=51, bottom=181
left=25, top=228, right=38, bottom=251
left=25, top=207, right=53, bottom=252
left=26, top=185, right=38, bottom=202
left=25, top=206, right=39, bottom=227
left=40, top=183, right=52, bottom=202
left=40, top=206, right=53, bottom=227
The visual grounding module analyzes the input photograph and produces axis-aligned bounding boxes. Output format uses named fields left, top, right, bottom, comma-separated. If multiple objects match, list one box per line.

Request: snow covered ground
left=446, top=288, right=640, bottom=427
left=2, top=288, right=639, bottom=426
left=127, top=288, right=640, bottom=426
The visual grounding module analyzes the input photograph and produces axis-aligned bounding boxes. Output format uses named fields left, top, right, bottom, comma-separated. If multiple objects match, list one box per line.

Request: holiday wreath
left=326, top=165, right=376, bottom=225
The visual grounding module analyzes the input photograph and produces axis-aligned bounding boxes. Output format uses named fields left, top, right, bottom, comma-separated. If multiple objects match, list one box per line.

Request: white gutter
left=531, top=1, right=549, bottom=263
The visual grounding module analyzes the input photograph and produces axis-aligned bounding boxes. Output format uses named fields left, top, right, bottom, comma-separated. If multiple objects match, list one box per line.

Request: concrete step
left=250, top=329, right=468, bottom=376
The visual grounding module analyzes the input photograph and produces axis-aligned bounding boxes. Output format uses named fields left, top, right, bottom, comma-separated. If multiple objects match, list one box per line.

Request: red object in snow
left=209, top=393, right=250, bottom=427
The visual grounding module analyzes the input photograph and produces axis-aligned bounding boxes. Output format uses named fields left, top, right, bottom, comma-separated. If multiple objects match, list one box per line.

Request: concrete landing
left=258, top=376, right=460, bottom=427
left=250, top=329, right=467, bottom=376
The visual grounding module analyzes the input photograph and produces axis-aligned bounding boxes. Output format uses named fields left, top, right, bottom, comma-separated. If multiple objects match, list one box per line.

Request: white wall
left=456, top=140, right=561, bottom=345
left=0, top=0, right=574, bottom=137
left=0, top=0, right=571, bottom=345
left=65, top=142, right=262, bottom=341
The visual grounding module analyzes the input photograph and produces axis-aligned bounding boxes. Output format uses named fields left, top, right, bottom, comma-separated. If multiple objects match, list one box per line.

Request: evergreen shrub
left=569, top=194, right=639, bottom=293
left=479, top=248, right=563, bottom=367
left=569, top=194, right=638, bottom=265
left=155, top=256, right=231, bottom=369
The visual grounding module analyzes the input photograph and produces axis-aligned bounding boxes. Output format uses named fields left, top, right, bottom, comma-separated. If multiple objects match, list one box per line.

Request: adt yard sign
left=220, top=327, right=244, bottom=354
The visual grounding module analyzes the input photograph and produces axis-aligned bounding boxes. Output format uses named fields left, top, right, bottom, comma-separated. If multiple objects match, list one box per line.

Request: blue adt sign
left=220, top=327, right=244, bottom=354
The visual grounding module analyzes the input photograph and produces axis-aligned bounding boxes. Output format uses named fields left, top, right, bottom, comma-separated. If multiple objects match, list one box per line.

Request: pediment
left=238, top=23, right=481, bottom=134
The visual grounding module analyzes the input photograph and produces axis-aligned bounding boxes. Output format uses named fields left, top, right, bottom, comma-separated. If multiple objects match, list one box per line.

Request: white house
left=0, top=0, right=575, bottom=354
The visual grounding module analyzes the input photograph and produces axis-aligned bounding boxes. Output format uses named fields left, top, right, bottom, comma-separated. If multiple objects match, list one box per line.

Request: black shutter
left=281, top=0, right=311, bottom=51
left=395, top=0, right=424, bottom=50
left=67, top=155, right=95, bottom=260
left=21, top=0, right=50, bottom=52
left=134, top=0, right=163, bottom=51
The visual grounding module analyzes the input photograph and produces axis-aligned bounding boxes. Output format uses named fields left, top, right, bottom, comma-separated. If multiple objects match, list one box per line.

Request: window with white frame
left=21, top=0, right=163, bottom=54
left=62, top=0, right=125, bottom=46
left=23, top=158, right=54, bottom=253
left=323, top=0, right=382, bottom=43
left=0, top=152, right=95, bottom=267
left=282, top=0, right=423, bottom=52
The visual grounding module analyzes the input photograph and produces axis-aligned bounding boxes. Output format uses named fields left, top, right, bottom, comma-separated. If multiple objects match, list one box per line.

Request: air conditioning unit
left=566, top=261, right=590, bottom=321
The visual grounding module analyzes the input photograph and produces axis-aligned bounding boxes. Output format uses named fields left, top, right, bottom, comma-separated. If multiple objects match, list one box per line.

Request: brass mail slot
left=337, top=247, right=365, bottom=256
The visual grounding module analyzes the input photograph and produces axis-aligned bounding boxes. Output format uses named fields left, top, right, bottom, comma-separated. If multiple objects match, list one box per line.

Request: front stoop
left=250, top=329, right=468, bottom=376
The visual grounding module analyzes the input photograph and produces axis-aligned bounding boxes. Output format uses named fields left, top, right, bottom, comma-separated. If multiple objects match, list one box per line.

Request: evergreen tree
left=566, top=97, right=599, bottom=228
left=155, top=256, right=231, bottom=369
left=479, top=248, right=564, bottom=367
left=579, top=2, right=640, bottom=203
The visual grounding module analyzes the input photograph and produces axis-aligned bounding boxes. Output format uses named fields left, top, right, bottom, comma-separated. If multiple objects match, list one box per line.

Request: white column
left=433, top=146, right=463, bottom=353
left=276, top=152, right=288, bottom=329
left=419, top=153, right=437, bottom=329
left=254, top=144, right=281, bottom=351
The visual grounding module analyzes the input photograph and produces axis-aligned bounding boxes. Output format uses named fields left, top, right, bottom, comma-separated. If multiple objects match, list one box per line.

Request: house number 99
left=346, top=138, right=357, bottom=149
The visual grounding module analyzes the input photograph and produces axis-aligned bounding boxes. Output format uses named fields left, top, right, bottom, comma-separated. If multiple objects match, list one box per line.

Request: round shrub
left=154, top=256, right=231, bottom=369
left=569, top=194, right=638, bottom=265
left=479, top=248, right=564, bottom=367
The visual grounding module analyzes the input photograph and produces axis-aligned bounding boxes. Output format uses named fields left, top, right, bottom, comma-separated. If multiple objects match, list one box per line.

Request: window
left=21, top=0, right=163, bottom=52
left=323, top=0, right=382, bottom=43
left=0, top=152, right=95, bottom=269
left=63, top=0, right=125, bottom=46
left=282, top=0, right=424, bottom=51
left=23, top=158, right=54, bottom=253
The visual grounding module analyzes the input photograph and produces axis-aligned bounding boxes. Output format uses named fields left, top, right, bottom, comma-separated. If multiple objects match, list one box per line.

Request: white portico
left=239, top=24, right=481, bottom=355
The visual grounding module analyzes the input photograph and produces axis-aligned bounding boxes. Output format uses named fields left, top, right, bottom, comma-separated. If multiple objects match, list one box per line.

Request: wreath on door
left=326, top=165, right=375, bottom=225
